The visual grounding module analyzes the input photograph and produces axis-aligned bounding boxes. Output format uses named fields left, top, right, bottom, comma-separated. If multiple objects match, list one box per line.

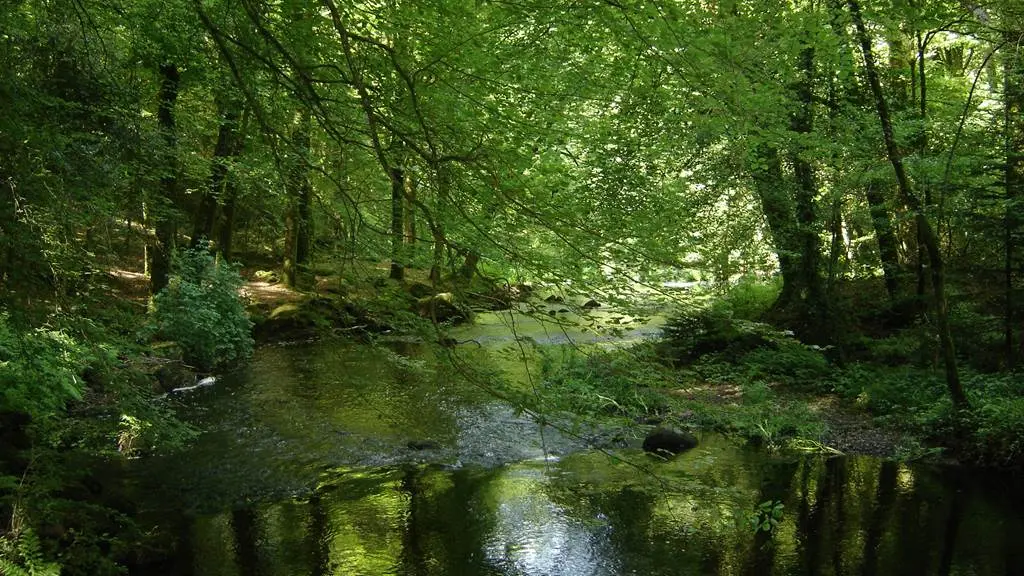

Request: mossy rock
left=406, top=281, right=436, bottom=299
left=254, top=297, right=386, bottom=341
left=415, top=293, right=470, bottom=324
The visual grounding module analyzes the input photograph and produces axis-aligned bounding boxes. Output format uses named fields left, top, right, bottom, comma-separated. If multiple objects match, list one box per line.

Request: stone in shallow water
left=407, top=439, right=440, bottom=451
left=642, top=427, right=698, bottom=456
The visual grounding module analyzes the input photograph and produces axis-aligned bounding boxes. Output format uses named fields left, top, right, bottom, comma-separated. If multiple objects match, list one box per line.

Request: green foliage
left=750, top=500, right=784, bottom=535
left=538, top=345, right=672, bottom=420
left=947, top=304, right=1005, bottom=372
left=715, top=276, right=781, bottom=321
left=0, top=527, right=60, bottom=576
left=660, top=308, right=755, bottom=363
left=150, top=248, right=254, bottom=371
left=0, top=313, right=85, bottom=419
left=961, top=373, right=1024, bottom=465
left=827, top=363, right=946, bottom=421
left=740, top=342, right=831, bottom=388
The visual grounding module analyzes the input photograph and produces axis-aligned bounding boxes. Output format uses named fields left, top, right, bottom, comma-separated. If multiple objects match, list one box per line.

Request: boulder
left=407, top=440, right=440, bottom=451
left=407, top=281, right=435, bottom=299
left=642, top=427, right=698, bottom=456
left=582, top=299, right=601, bottom=309
left=416, top=293, right=469, bottom=323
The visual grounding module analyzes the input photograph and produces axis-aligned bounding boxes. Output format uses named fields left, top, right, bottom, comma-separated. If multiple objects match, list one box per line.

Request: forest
left=1, top=0, right=1023, bottom=573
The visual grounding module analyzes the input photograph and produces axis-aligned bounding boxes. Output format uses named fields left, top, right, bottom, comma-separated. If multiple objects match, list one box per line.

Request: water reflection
left=137, top=445, right=1024, bottom=576
left=133, top=341, right=1024, bottom=575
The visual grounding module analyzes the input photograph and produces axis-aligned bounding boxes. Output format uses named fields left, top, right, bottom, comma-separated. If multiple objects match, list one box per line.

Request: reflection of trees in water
left=231, top=507, right=265, bottom=576
left=402, top=466, right=500, bottom=573
left=154, top=449, right=1024, bottom=576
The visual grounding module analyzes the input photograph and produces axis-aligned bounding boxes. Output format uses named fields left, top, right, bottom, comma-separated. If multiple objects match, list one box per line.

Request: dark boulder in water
left=642, top=427, right=698, bottom=456
left=407, top=440, right=440, bottom=451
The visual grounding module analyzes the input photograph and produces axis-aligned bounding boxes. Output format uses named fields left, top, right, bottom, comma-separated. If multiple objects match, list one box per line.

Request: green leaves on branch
left=150, top=247, right=253, bottom=371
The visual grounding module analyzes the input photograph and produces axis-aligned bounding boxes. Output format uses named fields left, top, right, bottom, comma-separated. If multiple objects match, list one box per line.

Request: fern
left=0, top=529, right=61, bottom=576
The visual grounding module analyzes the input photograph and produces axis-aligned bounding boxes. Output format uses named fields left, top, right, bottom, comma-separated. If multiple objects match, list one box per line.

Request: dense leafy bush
left=0, top=313, right=85, bottom=419
left=716, top=276, right=781, bottom=320
left=971, top=396, right=1024, bottom=466
left=740, top=341, right=831, bottom=388
left=150, top=248, right=253, bottom=371
left=660, top=309, right=770, bottom=364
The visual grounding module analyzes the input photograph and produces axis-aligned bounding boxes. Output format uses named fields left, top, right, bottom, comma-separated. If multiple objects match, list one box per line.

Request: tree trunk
left=826, top=0, right=901, bottom=305
left=789, top=41, right=825, bottom=316
left=849, top=0, right=967, bottom=410
left=1005, top=28, right=1024, bottom=370
left=284, top=111, right=313, bottom=289
left=404, top=171, right=417, bottom=246
left=458, top=249, right=479, bottom=282
left=389, top=166, right=405, bottom=281
left=865, top=183, right=902, bottom=302
left=294, top=117, right=313, bottom=276
left=192, top=96, right=241, bottom=249
left=751, top=145, right=800, bottom=307
left=150, top=63, right=181, bottom=296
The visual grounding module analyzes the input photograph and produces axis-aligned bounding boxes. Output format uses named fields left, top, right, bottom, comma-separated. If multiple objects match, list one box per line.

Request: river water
left=130, top=331, right=1024, bottom=576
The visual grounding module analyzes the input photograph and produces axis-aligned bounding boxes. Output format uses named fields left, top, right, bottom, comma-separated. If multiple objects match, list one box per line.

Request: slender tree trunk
left=324, top=1, right=410, bottom=283
left=150, top=63, right=181, bottom=296
left=218, top=106, right=247, bottom=259
left=1005, top=29, right=1024, bottom=370
left=389, top=166, right=405, bottom=280
left=284, top=111, right=313, bottom=289
left=294, top=116, right=313, bottom=274
left=826, top=0, right=901, bottom=304
left=404, top=171, right=417, bottom=246
left=849, top=0, right=967, bottom=410
left=865, top=184, right=902, bottom=302
left=284, top=207, right=297, bottom=288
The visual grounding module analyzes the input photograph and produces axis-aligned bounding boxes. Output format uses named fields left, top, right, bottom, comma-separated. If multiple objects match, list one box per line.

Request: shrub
left=716, top=276, right=781, bottom=320
left=0, top=313, right=85, bottom=419
left=150, top=248, right=253, bottom=371
left=740, top=341, right=831, bottom=388
left=539, top=346, right=671, bottom=419
left=971, top=397, right=1024, bottom=465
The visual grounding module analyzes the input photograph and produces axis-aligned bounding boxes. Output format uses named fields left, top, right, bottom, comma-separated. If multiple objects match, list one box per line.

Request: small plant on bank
left=750, top=499, right=784, bottom=536
left=150, top=247, right=253, bottom=371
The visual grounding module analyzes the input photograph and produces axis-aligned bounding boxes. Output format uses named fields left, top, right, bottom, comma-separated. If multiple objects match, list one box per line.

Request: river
left=129, top=321, right=1024, bottom=575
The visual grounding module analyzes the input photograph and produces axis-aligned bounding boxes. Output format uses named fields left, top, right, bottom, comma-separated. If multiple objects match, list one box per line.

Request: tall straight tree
left=1004, top=23, right=1024, bottom=369
left=150, top=63, right=182, bottom=295
left=849, top=0, right=968, bottom=410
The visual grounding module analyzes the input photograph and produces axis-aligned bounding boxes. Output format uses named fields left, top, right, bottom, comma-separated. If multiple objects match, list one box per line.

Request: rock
left=407, top=282, right=435, bottom=299
left=407, top=440, right=440, bottom=451
left=154, top=362, right=196, bottom=393
left=642, top=427, right=698, bottom=456
left=416, top=293, right=469, bottom=323
left=512, top=283, right=533, bottom=298
left=582, top=299, right=601, bottom=309
left=544, top=294, right=564, bottom=303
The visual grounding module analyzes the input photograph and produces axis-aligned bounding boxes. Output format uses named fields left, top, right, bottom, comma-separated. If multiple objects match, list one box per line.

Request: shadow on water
left=130, top=340, right=1024, bottom=576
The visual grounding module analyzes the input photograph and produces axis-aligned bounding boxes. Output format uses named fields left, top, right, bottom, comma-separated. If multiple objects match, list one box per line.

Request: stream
left=130, top=312, right=1024, bottom=575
